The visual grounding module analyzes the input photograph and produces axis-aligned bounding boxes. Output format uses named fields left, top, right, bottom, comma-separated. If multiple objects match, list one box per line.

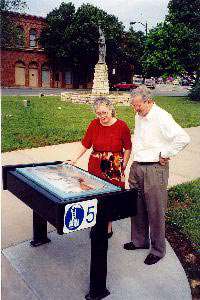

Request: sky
left=26, top=0, right=169, bottom=32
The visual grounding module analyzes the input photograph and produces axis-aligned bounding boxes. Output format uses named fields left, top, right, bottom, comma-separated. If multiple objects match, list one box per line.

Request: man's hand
left=159, top=156, right=170, bottom=166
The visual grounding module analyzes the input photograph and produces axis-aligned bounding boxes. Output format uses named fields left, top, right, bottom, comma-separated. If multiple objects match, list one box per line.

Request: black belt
left=135, top=161, right=159, bottom=165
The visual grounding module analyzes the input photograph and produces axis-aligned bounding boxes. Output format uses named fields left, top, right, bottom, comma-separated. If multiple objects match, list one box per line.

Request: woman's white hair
left=93, top=97, right=116, bottom=117
left=131, top=85, right=152, bottom=102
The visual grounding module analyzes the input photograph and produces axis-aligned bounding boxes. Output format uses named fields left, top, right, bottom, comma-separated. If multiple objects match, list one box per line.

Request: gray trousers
left=128, top=162, right=169, bottom=258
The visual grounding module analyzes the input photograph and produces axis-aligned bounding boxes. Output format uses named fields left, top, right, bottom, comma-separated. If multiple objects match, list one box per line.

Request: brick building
left=1, top=11, right=75, bottom=88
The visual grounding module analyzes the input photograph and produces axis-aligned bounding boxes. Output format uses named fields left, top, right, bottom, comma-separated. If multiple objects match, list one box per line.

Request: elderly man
left=124, top=85, right=190, bottom=265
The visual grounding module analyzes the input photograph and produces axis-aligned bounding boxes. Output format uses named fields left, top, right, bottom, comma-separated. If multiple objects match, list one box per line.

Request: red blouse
left=82, top=118, right=132, bottom=152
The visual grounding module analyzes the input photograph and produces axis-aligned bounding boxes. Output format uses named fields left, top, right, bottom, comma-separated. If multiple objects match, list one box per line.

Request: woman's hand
left=62, top=159, right=77, bottom=165
left=122, top=162, right=127, bottom=171
left=123, top=149, right=131, bottom=171
left=62, top=145, right=88, bottom=167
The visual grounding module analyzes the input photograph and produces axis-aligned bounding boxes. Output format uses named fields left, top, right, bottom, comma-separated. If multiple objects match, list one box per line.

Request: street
left=1, top=84, right=190, bottom=97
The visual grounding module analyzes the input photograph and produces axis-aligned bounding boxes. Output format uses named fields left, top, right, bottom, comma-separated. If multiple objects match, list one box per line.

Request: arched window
left=16, top=26, right=25, bottom=48
left=64, top=70, right=72, bottom=84
left=42, top=63, right=50, bottom=87
left=15, top=61, right=25, bottom=86
left=42, top=63, right=49, bottom=71
left=29, top=62, right=38, bottom=69
left=29, top=29, right=37, bottom=48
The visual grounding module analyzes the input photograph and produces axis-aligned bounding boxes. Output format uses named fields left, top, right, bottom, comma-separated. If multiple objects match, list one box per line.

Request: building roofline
left=2, top=10, right=46, bottom=21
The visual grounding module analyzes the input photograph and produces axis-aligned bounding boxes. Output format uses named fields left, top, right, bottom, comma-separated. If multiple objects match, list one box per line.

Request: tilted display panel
left=16, top=163, right=121, bottom=202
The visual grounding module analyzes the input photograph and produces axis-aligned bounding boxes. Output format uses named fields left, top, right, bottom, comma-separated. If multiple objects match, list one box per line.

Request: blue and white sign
left=63, top=199, right=98, bottom=233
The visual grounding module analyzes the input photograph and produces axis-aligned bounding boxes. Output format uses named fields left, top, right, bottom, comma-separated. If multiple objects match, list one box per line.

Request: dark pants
left=128, top=162, right=169, bottom=258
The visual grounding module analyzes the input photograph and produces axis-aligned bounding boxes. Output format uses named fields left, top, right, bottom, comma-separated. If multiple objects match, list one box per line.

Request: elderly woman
left=66, top=96, right=132, bottom=237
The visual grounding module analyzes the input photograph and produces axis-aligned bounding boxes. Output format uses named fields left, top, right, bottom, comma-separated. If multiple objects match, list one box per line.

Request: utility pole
left=130, top=21, right=148, bottom=36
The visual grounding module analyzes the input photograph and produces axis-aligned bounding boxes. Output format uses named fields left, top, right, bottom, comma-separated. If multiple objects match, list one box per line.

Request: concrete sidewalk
left=2, top=126, right=200, bottom=300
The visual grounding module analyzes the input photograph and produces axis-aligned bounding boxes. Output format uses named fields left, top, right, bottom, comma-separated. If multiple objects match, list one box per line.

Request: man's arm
left=159, top=113, right=190, bottom=159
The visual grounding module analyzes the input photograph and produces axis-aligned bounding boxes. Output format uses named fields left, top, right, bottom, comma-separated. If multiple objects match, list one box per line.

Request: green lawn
left=167, top=179, right=200, bottom=246
left=2, top=95, right=200, bottom=152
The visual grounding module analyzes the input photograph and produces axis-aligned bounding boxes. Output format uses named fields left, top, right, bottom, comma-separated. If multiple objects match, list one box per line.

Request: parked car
left=172, top=79, right=180, bottom=85
left=133, top=77, right=156, bottom=89
left=156, top=77, right=164, bottom=84
left=112, top=82, right=139, bottom=91
left=181, top=78, right=190, bottom=86
left=166, top=76, right=174, bottom=84
left=145, top=78, right=156, bottom=89
left=132, top=77, right=143, bottom=85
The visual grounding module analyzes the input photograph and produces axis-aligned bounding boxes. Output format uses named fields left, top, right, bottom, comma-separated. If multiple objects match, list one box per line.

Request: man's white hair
left=131, top=85, right=152, bottom=102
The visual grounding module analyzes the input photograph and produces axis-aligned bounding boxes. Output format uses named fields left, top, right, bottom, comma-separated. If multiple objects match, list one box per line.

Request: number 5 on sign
left=63, top=199, right=98, bottom=233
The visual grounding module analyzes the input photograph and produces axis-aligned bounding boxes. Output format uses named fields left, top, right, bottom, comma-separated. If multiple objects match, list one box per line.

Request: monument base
left=61, top=91, right=131, bottom=105
left=92, top=63, right=109, bottom=95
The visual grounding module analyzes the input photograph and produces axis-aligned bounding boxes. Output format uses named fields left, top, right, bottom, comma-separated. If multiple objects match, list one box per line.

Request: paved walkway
left=2, top=126, right=200, bottom=300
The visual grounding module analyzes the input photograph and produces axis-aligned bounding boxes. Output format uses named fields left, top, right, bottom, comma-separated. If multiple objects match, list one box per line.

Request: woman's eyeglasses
left=96, top=111, right=109, bottom=117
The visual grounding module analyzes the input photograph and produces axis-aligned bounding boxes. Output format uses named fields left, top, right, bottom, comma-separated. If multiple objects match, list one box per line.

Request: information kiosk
left=3, top=161, right=137, bottom=299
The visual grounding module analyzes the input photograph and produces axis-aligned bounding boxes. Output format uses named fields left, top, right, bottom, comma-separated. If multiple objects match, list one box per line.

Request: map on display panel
left=16, top=163, right=121, bottom=201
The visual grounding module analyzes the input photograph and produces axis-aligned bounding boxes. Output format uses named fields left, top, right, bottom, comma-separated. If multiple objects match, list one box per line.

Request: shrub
left=188, top=81, right=200, bottom=101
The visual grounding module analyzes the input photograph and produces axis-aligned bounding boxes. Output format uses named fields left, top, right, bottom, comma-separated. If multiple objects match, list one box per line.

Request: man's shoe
left=124, top=242, right=149, bottom=250
left=144, top=254, right=162, bottom=265
left=85, top=288, right=110, bottom=300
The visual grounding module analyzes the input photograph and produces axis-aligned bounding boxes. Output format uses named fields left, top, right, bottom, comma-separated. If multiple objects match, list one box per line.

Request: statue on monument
left=98, top=26, right=106, bottom=64
left=92, top=26, right=109, bottom=95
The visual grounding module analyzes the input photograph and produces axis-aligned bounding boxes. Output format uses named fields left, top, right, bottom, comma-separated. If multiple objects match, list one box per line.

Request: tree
left=40, top=2, right=125, bottom=68
left=167, top=0, right=200, bottom=29
left=0, top=0, right=27, bottom=48
left=167, top=0, right=200, bottom=80
left=143, top=22, right=189, bottom=77
left=143, top=0, right=200, bottom=79
left=73, top=3, right=125, bottom=66
left=0, top=0, right=26, bottom=11
left=39, top=2, right=76, bottom=68
left=123, top=28, right=145, bottom=75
